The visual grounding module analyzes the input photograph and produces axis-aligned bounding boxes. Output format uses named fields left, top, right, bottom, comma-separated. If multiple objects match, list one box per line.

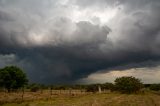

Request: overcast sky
left=0, top=0, right=160, bottom=84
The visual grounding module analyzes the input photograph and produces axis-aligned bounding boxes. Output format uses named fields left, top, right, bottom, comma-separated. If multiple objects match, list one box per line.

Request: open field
left=1, top=90, right=160, bottom=106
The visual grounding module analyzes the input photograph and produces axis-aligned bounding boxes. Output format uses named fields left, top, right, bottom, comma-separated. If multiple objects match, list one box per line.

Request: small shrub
left=102, top=83, right=114, bottom=91
left=30, top=86, right=39, bottom=92
left=29, top=84, right=40, bottom=92
left=86, top=84, right=99, bottom=92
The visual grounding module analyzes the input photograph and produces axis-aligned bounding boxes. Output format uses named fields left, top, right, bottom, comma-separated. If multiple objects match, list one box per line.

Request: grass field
left=1, top=90, right=160, bottom=106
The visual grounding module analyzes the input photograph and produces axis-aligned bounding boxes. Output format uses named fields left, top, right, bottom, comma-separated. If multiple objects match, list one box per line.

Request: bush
left=102, top=83, right=114, bottom=90
left=86, top=84, right=99, bottom=92
left=114, top=76, right=143, bottom=94
left=149, top=84, right=160, bottom=91
left=29, top=84, right=40, bottom=92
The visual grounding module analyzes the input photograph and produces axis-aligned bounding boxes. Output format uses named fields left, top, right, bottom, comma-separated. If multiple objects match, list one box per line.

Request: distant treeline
left=26, top=83, right=113, bottom=92
left=25, top=82, right=160, bottom=93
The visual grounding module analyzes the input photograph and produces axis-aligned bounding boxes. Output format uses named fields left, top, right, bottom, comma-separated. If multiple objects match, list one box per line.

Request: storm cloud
left=0, top=0, right=160, bottom=84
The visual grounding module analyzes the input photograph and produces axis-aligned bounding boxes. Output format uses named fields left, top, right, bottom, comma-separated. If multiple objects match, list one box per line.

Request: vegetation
left=0, top=66, right=28, bottom=92
left=149, top=84, right=160, bottom=91
left=0, top=66, right=160, bottom=106
left=27, top=83, right=41, bottom=92
left=1, top=92, right=160, bottom=106
left=85, top=83, right=114, bottom=92
left=86, top=84, right=99, bottom=92
left=102, top=82, right=115, bottom=92
left=114, top=76, right=143, bottom=93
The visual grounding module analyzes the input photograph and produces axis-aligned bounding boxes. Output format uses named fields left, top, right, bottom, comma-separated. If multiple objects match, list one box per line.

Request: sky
left=0, top=0, right=160, bottom=84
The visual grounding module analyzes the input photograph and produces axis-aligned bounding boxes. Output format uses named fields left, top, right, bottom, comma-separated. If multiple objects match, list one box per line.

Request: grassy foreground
left=1, top=91, right=160, bottom=106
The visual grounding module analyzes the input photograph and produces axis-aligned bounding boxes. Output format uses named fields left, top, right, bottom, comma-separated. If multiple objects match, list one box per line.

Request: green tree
left=149, top=84, right=160, bottom=91
left=114, top=76, right=143, bottom=94
left=0, top=66, right=28, bottom=92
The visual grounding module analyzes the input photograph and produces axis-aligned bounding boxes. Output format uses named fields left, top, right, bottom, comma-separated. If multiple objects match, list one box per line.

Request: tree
left=0, top=66, right=28, bottom=92
left=149, top=84, right=160, bottom=91
left=114, top=76, right=143, bottom=93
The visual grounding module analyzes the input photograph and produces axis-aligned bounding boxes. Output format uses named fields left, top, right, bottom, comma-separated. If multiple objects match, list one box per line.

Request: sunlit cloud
left=80, top=66, right=160, bottom=84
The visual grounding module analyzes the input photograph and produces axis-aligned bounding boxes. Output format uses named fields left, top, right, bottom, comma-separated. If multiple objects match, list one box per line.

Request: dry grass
left=0, top=90, right=87, bottom=104
left=1, top=90, right=160, bottom=106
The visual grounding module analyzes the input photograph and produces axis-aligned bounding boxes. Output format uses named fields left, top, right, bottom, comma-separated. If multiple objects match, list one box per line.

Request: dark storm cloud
left=0, top=0, right=160, bottom=84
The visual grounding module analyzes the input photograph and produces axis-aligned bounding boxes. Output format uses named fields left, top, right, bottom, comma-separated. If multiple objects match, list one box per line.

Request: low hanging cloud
left=0, top=0, right=160, bottom=84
